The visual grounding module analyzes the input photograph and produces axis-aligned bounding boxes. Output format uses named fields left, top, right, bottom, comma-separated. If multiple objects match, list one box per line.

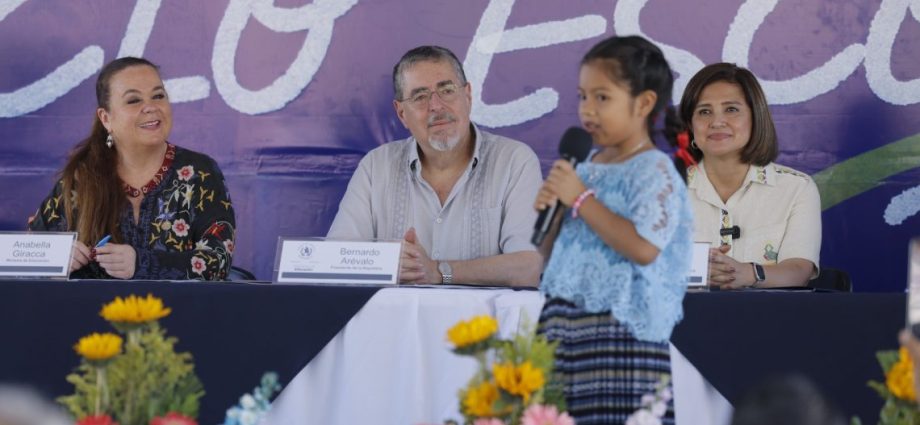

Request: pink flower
left=150, top=412, right=197, bottom=425
left=223, top=239, right=235, bottom=254
left=178, top=165, right=195, bottom=181
left=172, top=219, right=189, bottom=237
left=473, top=419, right=504, bottom=425
left=77, top=415, right=118, bottom=425
left=190, top=256, right=206, bottom=275
left=521, top=404, right=575, bottom=425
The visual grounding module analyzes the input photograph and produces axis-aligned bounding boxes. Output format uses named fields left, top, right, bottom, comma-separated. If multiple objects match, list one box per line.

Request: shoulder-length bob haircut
left=679, top=63, right=778, bottom=166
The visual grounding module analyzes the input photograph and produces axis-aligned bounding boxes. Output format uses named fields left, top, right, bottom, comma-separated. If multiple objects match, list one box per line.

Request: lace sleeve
left=628, top=157, right=684, bottom=250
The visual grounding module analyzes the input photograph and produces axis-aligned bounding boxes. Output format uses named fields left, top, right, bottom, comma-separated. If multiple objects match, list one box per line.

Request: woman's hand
left=70, top=240, right=92, bottom=273
left=534, top=159, right=586, bottom=210
left=95, top=243, right=137, bottom=279
left=708, top=244, right=756, bottom=289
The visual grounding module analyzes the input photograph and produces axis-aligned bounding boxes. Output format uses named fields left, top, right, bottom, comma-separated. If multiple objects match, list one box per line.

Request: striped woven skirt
left=538, top=297, right=675, bottom=425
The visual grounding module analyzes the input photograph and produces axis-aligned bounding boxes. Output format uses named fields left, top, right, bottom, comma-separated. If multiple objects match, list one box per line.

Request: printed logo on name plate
left=299, top=243, right=314, bottom=259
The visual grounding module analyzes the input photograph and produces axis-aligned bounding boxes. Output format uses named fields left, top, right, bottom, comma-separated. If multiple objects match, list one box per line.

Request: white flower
left=191, top=256, right=206, bottom=275
left=226, top=407, right=241, bottom=419
left=660, top=387, right=673, bottom=402
left=651, top=401, right=667, bottom=417
left=641, top=394, right=656, bottom=406
left=178, top=165, right=195, bottom=181
left=240, top=393, right=257, bottom=409
left=626, top=409, right=661, bottom=425
left=172, top=219, right=190, bottom=237
left=239, top=410, right=259, bottom=425
left=195, top=240, right=211, bottom=251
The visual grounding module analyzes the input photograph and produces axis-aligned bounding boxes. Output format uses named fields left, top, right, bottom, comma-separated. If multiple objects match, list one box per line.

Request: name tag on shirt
left=688, top=241, right=710, bottom=288
left=274, top=238, right=401, bottom=285
left=0, top=232, right=75, bottom=278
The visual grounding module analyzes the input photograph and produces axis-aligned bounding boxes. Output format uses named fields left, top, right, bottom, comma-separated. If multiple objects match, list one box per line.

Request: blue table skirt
left=0, top=281, right=904, bottom=423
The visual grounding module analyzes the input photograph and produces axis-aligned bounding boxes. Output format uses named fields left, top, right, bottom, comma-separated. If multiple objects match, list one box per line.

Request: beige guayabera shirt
left=327, top=125, right=542, bottom=262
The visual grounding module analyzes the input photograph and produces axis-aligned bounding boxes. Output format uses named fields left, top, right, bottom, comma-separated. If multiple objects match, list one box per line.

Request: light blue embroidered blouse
left=540, top=149, right=693, bottom=343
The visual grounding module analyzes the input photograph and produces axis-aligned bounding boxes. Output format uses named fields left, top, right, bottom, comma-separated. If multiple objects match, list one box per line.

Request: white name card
left=274, top=238, right=401, bottom=285
left=0, top=232, right=75, bottom=278
left=687, top=242, right=710, bottom=288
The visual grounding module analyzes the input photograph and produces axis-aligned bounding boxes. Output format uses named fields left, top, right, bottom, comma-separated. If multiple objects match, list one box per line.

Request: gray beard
left=429, top=135, right=460, bottom=152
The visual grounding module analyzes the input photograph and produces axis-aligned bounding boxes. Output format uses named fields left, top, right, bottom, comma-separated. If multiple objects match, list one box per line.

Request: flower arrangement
left=625, top=375, right=672, bottom=425
left=221, top=372, right=282, bottom=425
left=855, top=347, right=920, bottom=425
left=445, top=315, right=571, bottom=425
left=58, top=294, right=203, bottom=425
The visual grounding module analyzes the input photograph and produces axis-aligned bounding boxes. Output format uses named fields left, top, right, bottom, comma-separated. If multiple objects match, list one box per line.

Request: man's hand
left=399, top=227, right=440, bottom=284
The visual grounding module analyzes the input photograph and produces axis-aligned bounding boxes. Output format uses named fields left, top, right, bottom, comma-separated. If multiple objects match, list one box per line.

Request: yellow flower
left=100, top=294, right=171, bottom=324
left=463, top=380, right=500, bottom=417
left=74, top=333, right=123, bottom=362
left=887, top=347, right=917, bottom=402
left=447, top=315, right=498, bottom=349
left=493, top=361, right=545, bottom=403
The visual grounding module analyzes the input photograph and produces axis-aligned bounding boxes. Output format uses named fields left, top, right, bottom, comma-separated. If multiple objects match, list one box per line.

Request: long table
left=0, top=281, right=903, bottom=424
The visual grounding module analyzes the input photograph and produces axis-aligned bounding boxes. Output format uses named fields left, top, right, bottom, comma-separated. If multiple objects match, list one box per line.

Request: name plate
left=687, top=241, right=710, bottom=288
left=0, top=232, right=75, bottom=278
left=274, top=238, right=401, bottom=285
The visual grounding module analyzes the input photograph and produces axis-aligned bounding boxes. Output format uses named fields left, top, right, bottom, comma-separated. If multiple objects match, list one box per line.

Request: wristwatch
left=751, top=262, right=766, bottom=286
left=438, top=261, right=452, bottom=285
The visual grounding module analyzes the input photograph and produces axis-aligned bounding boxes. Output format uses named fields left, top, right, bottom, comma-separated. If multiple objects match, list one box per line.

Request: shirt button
left=436, top=218, right=443, bottom=224
left=433, top=251, right=440, bottom=259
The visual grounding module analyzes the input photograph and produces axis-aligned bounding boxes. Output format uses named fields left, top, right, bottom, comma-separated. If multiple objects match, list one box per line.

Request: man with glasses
left=327, top=45, right=543, bottom=286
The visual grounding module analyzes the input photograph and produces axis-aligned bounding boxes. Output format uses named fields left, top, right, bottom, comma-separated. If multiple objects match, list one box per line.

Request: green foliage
left=452, top=315, right=565, bottom=425
left=855, top=350, right=920, bottom=425
left=58, top=363, right=98, bottom=419
left=59, top=322, right=203, bottom=425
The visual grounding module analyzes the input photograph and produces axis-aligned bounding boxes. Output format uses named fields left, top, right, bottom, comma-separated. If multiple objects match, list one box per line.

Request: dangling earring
left=106, top=133, right=114, bottom=149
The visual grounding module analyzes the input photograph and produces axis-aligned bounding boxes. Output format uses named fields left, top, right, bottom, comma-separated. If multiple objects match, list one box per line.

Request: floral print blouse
left=29, top=144, right=236, bottom=280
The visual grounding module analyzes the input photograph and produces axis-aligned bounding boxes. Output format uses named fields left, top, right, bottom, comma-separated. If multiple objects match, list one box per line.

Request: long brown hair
left=60, top=57, right=161, bottom=245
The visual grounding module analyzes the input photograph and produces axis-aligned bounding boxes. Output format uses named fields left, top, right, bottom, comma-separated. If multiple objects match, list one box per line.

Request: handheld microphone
left=531, top=127, right=594, bottom=246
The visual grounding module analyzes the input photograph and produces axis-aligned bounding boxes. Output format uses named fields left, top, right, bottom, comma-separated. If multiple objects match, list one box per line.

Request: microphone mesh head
left=559, top=127, right=594, bottom=163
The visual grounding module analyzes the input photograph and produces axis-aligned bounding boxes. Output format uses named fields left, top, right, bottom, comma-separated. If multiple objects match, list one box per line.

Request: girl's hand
left=538, top=159, right=586, bottom=207
left=95, top=243, right=137, bottom=279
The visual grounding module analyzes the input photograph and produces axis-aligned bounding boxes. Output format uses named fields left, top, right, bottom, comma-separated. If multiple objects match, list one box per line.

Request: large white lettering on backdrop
left=612, top=0, right=920, bottom=107
left=212, top=0, right=356, bottom=114
left=1, top=0, right=919, bottom=119
left=464, top=0, right=606, bottom=127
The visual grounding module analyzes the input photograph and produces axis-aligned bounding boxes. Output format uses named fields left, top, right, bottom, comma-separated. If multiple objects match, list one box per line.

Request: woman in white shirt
left=679, top=63, right=821, bottom=289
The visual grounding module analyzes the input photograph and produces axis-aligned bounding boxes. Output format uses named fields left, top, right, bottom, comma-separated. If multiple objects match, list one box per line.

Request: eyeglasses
left=400, top=82, right=465, bottom=109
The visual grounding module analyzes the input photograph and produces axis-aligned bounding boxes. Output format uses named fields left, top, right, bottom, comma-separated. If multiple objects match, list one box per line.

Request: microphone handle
left=531, top=156, right=579, bottom=246
left=531, top=202, right=560, bottom=246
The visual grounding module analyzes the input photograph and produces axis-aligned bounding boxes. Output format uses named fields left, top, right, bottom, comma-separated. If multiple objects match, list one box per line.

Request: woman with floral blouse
left=28, top=57, right=235, bottom=280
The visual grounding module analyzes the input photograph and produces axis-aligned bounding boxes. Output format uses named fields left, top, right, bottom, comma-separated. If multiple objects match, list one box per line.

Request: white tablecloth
left=263, top=287, right=731, bottom=424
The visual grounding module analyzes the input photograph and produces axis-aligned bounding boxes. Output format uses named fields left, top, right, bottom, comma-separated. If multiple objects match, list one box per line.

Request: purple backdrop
left=2, top=0, right=920, bottom=292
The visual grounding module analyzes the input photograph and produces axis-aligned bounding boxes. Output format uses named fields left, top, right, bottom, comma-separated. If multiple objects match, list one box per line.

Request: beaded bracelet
left=571, top=189, right=596, bottom=219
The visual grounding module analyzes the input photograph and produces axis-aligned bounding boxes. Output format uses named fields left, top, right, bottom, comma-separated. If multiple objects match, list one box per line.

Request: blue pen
left=95, top=235, right=112, bottom=248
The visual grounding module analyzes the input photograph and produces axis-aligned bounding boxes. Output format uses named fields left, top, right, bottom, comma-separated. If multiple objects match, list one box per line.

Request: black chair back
left=808, top=267, right=852, bottom=292
left=228, top=266, right=256, bottom=281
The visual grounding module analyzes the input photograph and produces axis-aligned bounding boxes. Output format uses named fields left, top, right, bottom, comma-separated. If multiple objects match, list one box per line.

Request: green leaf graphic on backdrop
left=814, top=132, right=920, bottom=211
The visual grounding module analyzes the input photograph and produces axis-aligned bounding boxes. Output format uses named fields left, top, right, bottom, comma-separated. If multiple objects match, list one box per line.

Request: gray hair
left=392, top=45, right=467, bottom=100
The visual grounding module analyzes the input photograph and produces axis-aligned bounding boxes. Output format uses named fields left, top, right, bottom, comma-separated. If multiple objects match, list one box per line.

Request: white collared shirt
left=327, top=124, right=542, bottom=261
left=687, top=161, right=821, bottom=272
